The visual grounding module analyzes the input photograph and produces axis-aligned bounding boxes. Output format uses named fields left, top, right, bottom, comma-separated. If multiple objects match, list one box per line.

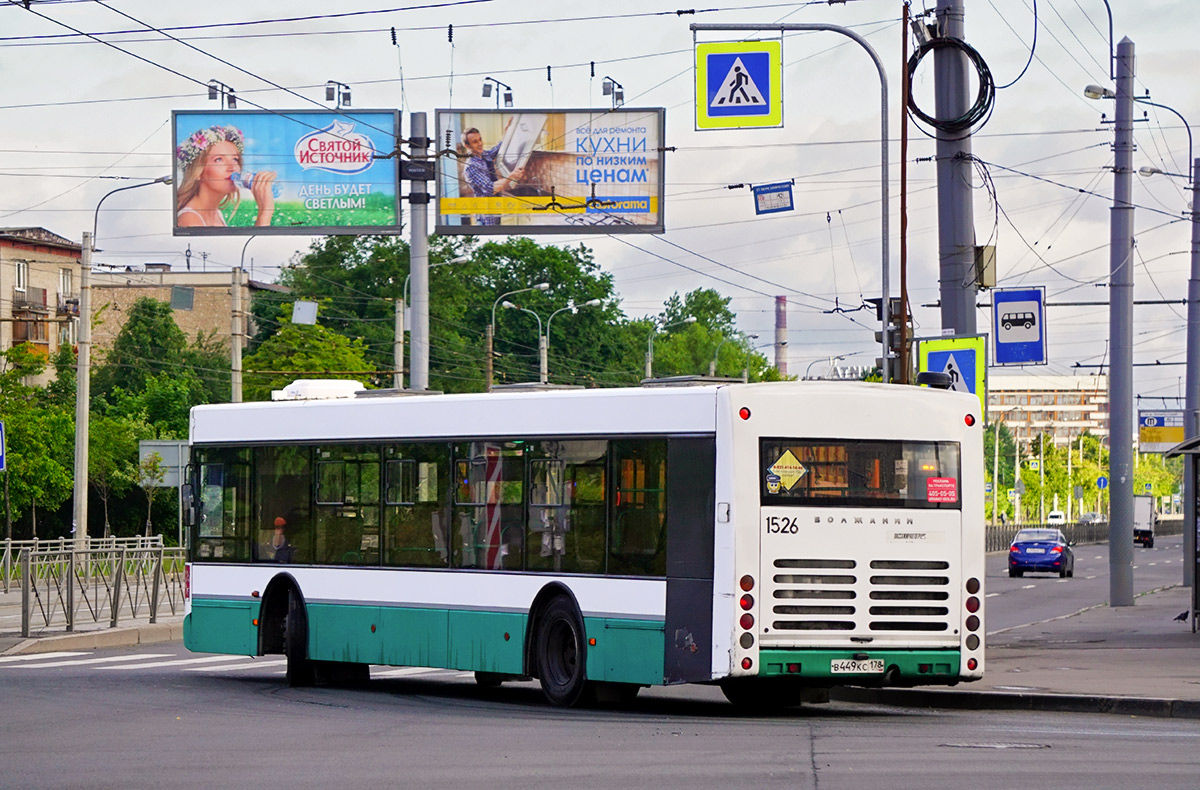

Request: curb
left=0, top=621, right=183, bottom=656
left=831, top=686, right=1200, bottom=719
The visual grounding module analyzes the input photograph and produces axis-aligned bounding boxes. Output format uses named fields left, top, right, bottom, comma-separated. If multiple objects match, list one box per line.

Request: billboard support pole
left=410, top=112, right=431, bottom=391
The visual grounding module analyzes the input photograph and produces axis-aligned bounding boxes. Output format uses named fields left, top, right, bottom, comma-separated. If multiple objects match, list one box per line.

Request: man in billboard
left=462, top=120, right=525, bottom=226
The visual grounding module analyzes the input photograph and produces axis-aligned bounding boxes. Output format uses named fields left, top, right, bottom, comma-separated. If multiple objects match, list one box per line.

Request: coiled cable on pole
left=906, top=36, right=995, bottom=135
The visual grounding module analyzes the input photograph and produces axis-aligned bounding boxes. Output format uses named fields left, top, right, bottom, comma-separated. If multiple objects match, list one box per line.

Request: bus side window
left=609, top=439, right=667, bottom=576
left=451, top=442, right=524, bottom=571
left=383, top=444, right=450, bottom=568
left=192, top=449, right=252, bottom=562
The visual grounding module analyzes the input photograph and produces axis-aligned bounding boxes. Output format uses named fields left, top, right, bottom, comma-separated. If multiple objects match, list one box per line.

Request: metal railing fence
left=17, top=545, right=185, bottom=637
left=2, top=536, right=164, bottom=592
left=984, top=516, right=1183, bottom=553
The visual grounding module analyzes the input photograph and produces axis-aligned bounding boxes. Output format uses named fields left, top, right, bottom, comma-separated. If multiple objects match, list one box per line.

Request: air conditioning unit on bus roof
left=271, top=379, right=365, bottom=401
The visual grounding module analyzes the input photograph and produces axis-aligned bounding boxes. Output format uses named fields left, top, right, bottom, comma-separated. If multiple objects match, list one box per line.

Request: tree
left=242, top=312, right=377, bottom=402
left=658, top=288, right=737, bottom=335
left=137, top=451, right=167, bottom=537
left=89, top=414, right=152, bottom=537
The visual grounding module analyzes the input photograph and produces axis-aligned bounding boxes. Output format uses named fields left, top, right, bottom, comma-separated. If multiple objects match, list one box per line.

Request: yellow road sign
left=695, top=40, right=783, bottom=130
left=917, top=334, right=988, bottom=416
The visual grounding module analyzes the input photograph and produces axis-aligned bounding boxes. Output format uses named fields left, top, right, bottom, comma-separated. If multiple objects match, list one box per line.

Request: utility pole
left=1108, top=37, right=1136, bottom=606
left=409, top=112, right=431, bottom=391
left=231, top=267, right=243, bottom=403
left=1185, top=156, right=1200, bottom=589
left=934, top=0, right=977, bottom=336
left=72, top=232, right=92, bottom=547
left=394, top=298, right=404, bottom=389
left=991, top=419, right=1000, bottom=526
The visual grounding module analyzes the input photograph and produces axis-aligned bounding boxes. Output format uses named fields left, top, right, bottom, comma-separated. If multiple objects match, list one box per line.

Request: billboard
left=435, top=108, right=665, bottom=235
left=172, top=110, right=400, bottom=236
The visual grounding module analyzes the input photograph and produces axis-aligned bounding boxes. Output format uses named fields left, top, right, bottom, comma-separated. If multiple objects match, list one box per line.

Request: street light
left=545, top=299, right=602, bottom=384
left=644, top=316, right=697, bottom=380
left=602, top=77, right=624, bottom=109
left=482, top=77, right=514, bottom=109
left=208, top=79, right=236, bottom=109
left=502, top=302, right=543, bottom=383
left=394, top=254, right=471, bottom=389
left=745, top=340, right=785, bottom=382
left=487, top=282, right=550, bottom=390
left=325, top=80, right=352, bottom=108
left=710, top=333, right=757, bottom=377
left=804, top=354, right=848, bottom=380
left=76, top=177, right=174, bottom=545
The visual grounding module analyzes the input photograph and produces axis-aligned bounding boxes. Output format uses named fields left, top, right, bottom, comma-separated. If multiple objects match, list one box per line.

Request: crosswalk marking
left=183, top=658, right=286, bottom=672
left=8, top=653, right=172, bottom=669
left=0, top=651, right=88, bottom=664
left=99, top=655, right=249, bottom=671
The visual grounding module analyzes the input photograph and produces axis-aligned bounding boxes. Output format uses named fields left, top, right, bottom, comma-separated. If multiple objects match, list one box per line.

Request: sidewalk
left=3, top=585, right=1197, bottom=718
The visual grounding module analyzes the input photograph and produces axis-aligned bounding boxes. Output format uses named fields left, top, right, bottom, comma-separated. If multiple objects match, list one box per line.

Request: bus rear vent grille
left=770, top=558, right=951, bottom=633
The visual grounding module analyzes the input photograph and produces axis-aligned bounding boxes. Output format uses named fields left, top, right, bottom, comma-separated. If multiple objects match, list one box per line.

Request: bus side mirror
left=181, top=483, right=196, bottom=527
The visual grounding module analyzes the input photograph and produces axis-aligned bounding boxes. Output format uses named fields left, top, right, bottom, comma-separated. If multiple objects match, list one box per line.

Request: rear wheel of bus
left=534, top=596, right=593, bottom=707
left=285, top=590, right=316, bottom=687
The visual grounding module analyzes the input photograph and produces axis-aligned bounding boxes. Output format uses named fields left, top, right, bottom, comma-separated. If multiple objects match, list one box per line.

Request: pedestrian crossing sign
left=695, top=40, right=783, bottom=130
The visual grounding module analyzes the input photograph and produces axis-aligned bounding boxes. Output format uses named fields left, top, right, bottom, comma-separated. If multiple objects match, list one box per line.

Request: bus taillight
left=965, top=596, right=980, bottom=613
left=184, top=564, right=190, bottom=601
left=739, top=594, right=754, bottom=610
left=739, top=407, right=751, bottom=420
left=967, top=658, right=978, bottom=671
left=740, top=575, right=754, bottom=591
left=741, top=657, right=753, bottom=670
left=739, top=613, right=754, bottom=630
left=964, top=414, right=976, bottom=426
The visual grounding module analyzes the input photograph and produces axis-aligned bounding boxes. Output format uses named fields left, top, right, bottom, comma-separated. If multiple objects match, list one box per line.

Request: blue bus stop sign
left=993, top=287, right=1047, bottom=365
left=1097, top=476, right=1108, bottom=490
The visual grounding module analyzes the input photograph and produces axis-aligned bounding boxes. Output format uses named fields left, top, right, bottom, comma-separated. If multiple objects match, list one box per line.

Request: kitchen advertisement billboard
left=172, top=110, right=400, bottom=236
left=435, top=108, right=665, bottom=235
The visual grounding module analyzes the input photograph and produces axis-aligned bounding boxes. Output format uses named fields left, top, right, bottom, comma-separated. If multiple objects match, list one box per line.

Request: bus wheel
left=535, top=597, right=593, bottom=707
left=720, top=679, right=802, bottom=712
left=285, top=591, right=315, bottom=688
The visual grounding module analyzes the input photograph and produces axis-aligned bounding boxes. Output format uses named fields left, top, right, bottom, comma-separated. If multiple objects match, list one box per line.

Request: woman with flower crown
left=175, top=125, right=276, bottom=227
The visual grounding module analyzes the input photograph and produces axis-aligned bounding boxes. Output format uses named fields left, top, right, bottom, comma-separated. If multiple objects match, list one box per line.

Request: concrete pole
left=485, top=323, right=494, bottom=391
left=645, top=333, right=655, bottom=380
left=394, top=298, right=404, bottom=390
left=992, top=419, right=1000, bottom=526
left=230, top=267, right=242, bottom=403
left=774, top=296, right=788, bottom=376
left=538, top=334, right=548, bottom=384
left=1184, top=157, right=1200, bottom=589
left=935, top=0, right=978, bottom=336
left=1108, top=38, right=1136, bottom=606
left=409, top=112, right=431, bottom=390
left=1039, top=433, right=1045, bottom=522
left=72, top=233, right=92, bottom=546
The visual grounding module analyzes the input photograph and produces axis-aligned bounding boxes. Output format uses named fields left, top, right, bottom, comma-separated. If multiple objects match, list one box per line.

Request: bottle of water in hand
left=231, top=172, right=282, bottom=198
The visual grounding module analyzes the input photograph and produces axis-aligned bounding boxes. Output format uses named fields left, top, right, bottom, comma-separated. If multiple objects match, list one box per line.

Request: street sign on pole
left=1138, top=410, right=1185, bottom=453
left=1097, top=476, right=1109, bottom=490
left=694, top=40, right=783, bottom=130
left=752, top=181, right=794, bottom=215
left=916, top=334, right=988, bottom=416
left=993, top=287, right=1047, bottom=365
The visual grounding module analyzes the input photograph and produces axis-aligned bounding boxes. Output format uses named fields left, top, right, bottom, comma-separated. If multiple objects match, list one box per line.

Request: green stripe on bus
left=184, top=600, right=260, bottom=656
left=757, top=649, right=961, bottom=680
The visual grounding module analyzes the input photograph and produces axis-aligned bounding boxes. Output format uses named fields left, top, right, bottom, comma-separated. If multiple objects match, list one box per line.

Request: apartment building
left=988, top=373, right=1109, bottom=446
left=0, top=227, right=82, bottom=385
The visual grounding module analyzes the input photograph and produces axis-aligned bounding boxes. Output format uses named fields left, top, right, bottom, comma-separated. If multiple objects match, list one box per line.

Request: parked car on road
left=1078, top=512, right=1105, bottom=525
left=1009, top=528, right=1075, bottom=578
left=1046, top=510, right=1066, bottom=525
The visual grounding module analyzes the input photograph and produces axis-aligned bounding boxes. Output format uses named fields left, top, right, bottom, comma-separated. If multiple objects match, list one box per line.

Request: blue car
left=1009, top=528, right=1074, bottom=578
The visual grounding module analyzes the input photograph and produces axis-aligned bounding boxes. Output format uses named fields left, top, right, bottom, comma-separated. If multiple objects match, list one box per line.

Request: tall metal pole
left=992, top=419, right=1000, bottom=526
left=72, top=233, right=92, bottom=547
left=935, top=0, right=977, bottom=336
left=394, top=299, right=404, bottom=390
left=1184, top=156, right=1200, bottom=590
left=230, top=266, right=243, bottom=403
left=1108, top=37, right=1136, bottom=606
left=409, top=112, right=431, bottom=390
left=691, top=21, right=888, bottom=380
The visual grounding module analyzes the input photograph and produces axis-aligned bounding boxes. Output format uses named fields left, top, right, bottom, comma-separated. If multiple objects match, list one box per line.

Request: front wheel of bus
left=285, top=591, right=315, bottom=688
left=535, top=597, right=593, bottom=707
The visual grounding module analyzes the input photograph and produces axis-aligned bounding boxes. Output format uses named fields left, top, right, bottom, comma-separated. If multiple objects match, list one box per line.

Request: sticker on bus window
left=926, top=477, right=958, bottom=503
left=767, top=450, right=807, bottom=492
left=765, top=473, right=781, bottom=494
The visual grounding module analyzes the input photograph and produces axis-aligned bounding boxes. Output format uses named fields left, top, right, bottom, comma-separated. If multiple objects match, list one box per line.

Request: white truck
left=1133, top=495, right=1156, bottom=548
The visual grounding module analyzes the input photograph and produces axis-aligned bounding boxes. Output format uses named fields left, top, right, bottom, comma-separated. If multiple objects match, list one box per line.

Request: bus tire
left=285, top=591, right=315, bottom=688
left=535, top=597, right=593, bottom=707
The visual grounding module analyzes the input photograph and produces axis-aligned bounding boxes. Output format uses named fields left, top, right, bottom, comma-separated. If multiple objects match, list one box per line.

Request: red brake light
left=739, top=407, right=751, bottom=420
left=965, top=596, right=980, bottom=613
left=1010, top=546, right=1020, bottom=553
left=739, top=613, right=754, bottom=630
left=965, top=414, right=976, bottom=426
left=740, top=594, right=754, bottom=610
left=967, top=658, right=978, bottom=671
left=740, top=575, right=755, bottom=592
left=1051, top=546, right=1063, bottom=553
left=741, top=657, right=753, bottom=670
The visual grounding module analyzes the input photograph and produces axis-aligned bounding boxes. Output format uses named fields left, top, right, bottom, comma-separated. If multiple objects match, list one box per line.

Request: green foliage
left=658, top=289, right=736, bottom=334
left=89, top=414, right=153, bottom=536
left=242, top=314, right=377, bottom=401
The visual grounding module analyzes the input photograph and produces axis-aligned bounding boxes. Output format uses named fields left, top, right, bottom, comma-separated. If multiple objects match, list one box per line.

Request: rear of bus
left=717, top=382, right=985, bottom=691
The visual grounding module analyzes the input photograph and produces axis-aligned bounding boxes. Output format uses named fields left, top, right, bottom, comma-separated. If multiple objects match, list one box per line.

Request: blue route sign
left=1097, top=476, right=1108, bottom=490
left=993, top=286, right=1047, bottom=365
left=752, top=181, right=794, bottom=215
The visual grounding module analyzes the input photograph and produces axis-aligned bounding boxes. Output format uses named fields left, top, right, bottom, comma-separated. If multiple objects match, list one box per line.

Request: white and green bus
left=183, top=379, right=985, bottom=708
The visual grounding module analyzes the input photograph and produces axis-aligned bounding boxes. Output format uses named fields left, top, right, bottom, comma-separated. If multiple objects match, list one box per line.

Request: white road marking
left=183, top=658, right=286, bottom=673
left=0, top=651, right=88, bottom=664
left=1021, top=584, right=1036, bottom=590
left=986, top=593, right=1000, bottom=598
left=372, top=666, right=447, bottom=678
left=1085, top=575, right=1098, bottom=579
left=99, top=655, right=249, bottom=671
left=8, top=653, right=172, bottom=669
left=1055, top=579, right=1070, bottom=583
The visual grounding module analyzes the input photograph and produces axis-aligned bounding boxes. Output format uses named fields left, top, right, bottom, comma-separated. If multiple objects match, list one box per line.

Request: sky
left=2, top=0, right=1198, bottom=400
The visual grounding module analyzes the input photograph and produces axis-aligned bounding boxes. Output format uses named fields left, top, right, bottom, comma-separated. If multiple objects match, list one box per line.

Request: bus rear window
left=760, top=438, right=961, bottom=509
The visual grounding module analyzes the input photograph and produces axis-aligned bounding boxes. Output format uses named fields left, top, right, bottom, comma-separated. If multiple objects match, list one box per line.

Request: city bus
left=182, top=379, right=985, bottom=708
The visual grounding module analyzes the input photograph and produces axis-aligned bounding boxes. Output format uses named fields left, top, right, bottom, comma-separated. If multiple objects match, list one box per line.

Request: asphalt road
left=984, top=535, right=1186, bottom=633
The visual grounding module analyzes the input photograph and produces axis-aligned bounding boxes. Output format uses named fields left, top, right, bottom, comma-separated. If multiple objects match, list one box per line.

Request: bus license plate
left=831, top=659, right=884, bottom=674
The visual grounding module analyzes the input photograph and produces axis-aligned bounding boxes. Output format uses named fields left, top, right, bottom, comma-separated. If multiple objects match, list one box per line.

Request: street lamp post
left=394, top=254, right=471, bottom=390
left=745, top=340, right=785, bottom=382
left=75, top=177, right=172, bottom=546
left=645, top=317, right=696, bottom=380
left=710, top=333, right=758, bottom=377
left=503, top=302, right=544, bottom=383
left=488, top=282, right=549, bottom=390
left=545, top=299, right=601, bottom=384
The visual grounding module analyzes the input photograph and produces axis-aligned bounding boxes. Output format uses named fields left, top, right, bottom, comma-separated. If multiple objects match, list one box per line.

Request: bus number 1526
left=764, top=515, right=801, bottom=534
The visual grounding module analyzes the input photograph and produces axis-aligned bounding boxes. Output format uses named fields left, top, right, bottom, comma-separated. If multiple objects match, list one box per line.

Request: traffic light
left=866, top=297, right=910, bottom=380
